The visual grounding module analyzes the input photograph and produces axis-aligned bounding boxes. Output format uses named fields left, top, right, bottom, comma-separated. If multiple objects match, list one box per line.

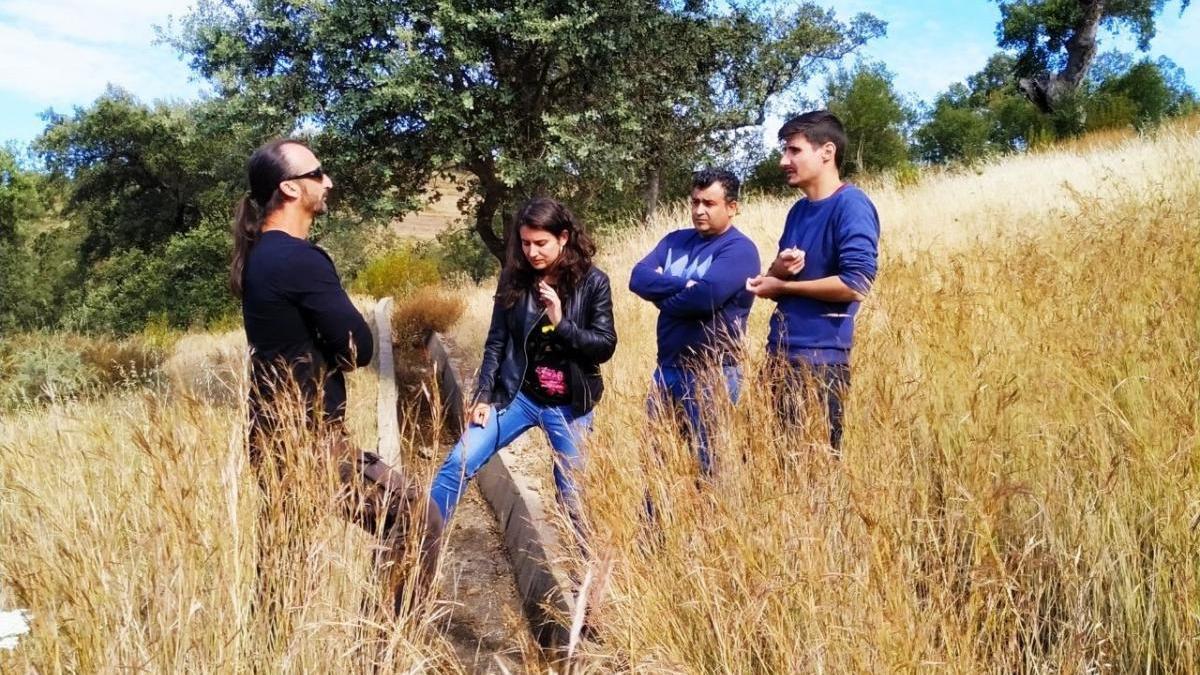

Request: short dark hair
left=691, top=167, right=740, bottom=202
left=778, top=110, right=847, bottom=172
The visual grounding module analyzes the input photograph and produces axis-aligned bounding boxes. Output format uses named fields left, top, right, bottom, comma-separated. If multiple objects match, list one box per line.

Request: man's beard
left=305, top=191, right=329, bottom=215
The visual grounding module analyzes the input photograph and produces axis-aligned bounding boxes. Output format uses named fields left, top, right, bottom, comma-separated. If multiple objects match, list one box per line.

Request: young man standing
left=746, top=111, right=880, bottom=451
left=629, top=168, right=760, bottom=475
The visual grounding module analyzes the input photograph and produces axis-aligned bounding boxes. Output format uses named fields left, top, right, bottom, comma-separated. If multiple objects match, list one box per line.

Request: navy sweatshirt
left=767, top=184, right=879, bottom=365
left=629, top=226, right=760, bottom=367
left=242, top=230, right=373, bottom=424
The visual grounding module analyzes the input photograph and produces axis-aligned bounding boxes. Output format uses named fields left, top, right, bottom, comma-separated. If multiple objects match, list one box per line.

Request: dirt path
left=398, top=337, right=541, bottom=673
left=434, top=487, right=534, bottom=673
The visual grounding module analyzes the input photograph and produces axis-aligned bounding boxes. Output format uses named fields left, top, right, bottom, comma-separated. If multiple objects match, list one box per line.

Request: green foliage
left=0, top=239, right=39, bottom=332
left=352, top=246, right=442, bottom=300
left=71, top=249, right=168, bottom=333
left=21, top=89, right=284, bottom=334
left=913, top=50, right=1195, bottom=163
left=35, top=89, right=246, bottom=263
left=995, top=0, right=1190, bottom=115
left=0, top=146, right=55, bottom=332
left=0, top=145, right=44, bottom=243
left=742, top=150, right=791, bottom=197
left=997, top=0, right=1187, bottom=78
left=1090, top=56, right=1196, bottom=130
left=824, top=62, right=912, bottom=175
left=69, top=221, right=235, bottom=334
left=174, top=0, right=883, bottom=259
left=159, top=221, right=239, bottom=327
left=435, top=226, right=500, bottom=283
left=314, top=217, right=407, bottom=282
left=916, top=103, right=993, bottom=164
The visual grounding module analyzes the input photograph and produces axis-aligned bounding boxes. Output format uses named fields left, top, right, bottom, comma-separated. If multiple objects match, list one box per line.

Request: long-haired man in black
left=233, top=138, right=441, bottom=616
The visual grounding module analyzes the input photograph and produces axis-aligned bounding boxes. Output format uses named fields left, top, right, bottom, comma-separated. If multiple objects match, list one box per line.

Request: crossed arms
left=629, top=237, right=759, bottom=317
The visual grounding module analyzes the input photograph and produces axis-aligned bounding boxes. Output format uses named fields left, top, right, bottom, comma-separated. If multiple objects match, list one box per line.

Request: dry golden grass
left=0, top=122, right=1196, bottom=673
left=0, top=304, right=464, bottom=673
left=448, top=125, right=1200, bottom=672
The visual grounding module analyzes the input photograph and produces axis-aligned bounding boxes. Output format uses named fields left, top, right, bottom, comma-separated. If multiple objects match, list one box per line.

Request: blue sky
left=2, top=0, right=1198, bottom=147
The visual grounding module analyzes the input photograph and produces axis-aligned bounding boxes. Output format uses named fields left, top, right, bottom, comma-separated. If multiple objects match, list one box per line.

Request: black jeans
left=772, top=361, right=851, bottom=451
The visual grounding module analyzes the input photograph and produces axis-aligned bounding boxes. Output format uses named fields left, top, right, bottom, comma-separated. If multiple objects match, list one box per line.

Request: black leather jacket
left=473, top=266, right=617, bottom=415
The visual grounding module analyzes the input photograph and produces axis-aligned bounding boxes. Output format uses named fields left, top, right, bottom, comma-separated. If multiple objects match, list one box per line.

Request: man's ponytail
left=229, top=138, right=308, bottom=298
left=230, top=195, right=261, bottom=298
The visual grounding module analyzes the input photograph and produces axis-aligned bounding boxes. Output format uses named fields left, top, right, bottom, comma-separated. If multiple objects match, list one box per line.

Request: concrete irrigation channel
left=372, top=299, right=577, bottom=671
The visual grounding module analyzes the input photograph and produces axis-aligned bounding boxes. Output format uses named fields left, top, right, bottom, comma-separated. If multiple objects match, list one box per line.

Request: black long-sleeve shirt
left=242, top=230, right=373, bottom=425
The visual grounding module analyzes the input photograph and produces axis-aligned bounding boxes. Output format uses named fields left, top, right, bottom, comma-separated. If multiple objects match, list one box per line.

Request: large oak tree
left=175, top=0, right=881, bottom=260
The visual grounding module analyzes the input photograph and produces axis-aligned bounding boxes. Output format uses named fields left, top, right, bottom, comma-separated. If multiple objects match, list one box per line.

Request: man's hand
left=768, top=247, right=805, bottom=278
left=746, top=274, right=785, bottom=299
left=538, top=280, right=563, bottom=326
left=467, top=402, right=491, bottom=428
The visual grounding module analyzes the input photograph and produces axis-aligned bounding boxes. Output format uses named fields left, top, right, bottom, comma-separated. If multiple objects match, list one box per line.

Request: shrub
left=0, top=336, right=94, bottom=407
left=316, top=219, right=403, bottom=280
left=72, top=334, right=166, bottom=388
left=158, top=220, right=237, bottom=328
left=352, top=246, right=442, bottom=299
left=71, top=249, right=170, bottom=333
left=742, top=150, right=792, bottom=197
left=434, top=226, right=499, bottom=283
left=0, top=332, right=167, bottom=408
left=390, top=286, right=466, bottom=349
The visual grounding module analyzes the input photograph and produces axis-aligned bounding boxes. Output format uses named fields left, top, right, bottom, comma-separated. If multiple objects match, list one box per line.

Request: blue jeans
left=649, top=364, right=742, bottom=476
left=430, top=392, right=592, bottom=527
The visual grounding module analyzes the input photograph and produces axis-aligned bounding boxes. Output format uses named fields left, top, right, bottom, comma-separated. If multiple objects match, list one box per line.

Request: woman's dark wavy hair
left=496, top=198, right=596, bottom=309
left=229, top=138, right=305, bottom=298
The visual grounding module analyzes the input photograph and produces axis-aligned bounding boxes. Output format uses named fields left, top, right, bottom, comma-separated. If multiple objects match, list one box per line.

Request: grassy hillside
left=450, top=124, right=1200, bottom=672
left=0, top=121, right=1196, bottom=672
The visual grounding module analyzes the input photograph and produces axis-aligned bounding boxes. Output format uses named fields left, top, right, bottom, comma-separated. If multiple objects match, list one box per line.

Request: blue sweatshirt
left=767, top=184, right=880, bottom=365
left=629, top=226, right=760, bottom=367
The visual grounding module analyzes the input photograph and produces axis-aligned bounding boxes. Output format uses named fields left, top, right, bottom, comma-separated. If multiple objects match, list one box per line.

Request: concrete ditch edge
left=373, top=297, right=401, bottom=466
left=425, top=331, right=577, bottom=650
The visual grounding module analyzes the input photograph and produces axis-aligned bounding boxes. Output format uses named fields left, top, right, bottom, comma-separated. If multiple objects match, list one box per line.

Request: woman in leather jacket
left=430, top=198, right=617, bottom=539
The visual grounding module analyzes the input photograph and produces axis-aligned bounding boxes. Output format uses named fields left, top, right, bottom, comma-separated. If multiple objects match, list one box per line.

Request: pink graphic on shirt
left=535, top=366, right=567, bottom=395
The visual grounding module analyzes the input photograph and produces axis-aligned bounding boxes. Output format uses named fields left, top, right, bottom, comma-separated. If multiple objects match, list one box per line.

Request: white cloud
left=0, top=0, right=200, bottom=109
left=0, top=0, right=195, bottom=44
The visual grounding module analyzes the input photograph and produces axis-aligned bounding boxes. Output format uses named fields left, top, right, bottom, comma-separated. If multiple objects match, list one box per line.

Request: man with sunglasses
left=234, top=139, right=442, bottom=618
left=236, top=141, right=352, bottom=425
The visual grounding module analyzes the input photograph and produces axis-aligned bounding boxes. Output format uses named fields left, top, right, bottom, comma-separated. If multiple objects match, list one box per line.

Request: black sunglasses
left=283, top=166, right=327, bottom=182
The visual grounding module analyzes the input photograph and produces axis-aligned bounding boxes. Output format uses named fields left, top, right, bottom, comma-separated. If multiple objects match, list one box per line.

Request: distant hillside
left=390, top=175, right=473, bottom=240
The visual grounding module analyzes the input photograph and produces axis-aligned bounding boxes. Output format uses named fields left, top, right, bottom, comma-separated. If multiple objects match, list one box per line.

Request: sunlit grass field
left=1, top=121, right=1197, bottom=672
left=454, top=124, right=1200, bottom=672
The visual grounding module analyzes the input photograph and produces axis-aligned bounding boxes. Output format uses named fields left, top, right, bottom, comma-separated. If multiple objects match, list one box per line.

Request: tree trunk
left=472, top=196, right=505, bottom=263
left=643, top=166, right=661, bottom=221
left=468, top=159, right=508, bottom=263
left=1061, top=0, right=1104, bottom=89
left=1019, top=0, right=1105, bottom=114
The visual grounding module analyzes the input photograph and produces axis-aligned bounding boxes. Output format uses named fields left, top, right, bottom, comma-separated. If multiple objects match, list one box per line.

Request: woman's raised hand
left=538, top=280, right=563, bottom=326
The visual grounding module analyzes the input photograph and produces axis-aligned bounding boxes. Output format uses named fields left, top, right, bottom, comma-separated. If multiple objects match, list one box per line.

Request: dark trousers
left=771, top=361, right=851, bottom=451
left=249, top=423, right=443, bottom=619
